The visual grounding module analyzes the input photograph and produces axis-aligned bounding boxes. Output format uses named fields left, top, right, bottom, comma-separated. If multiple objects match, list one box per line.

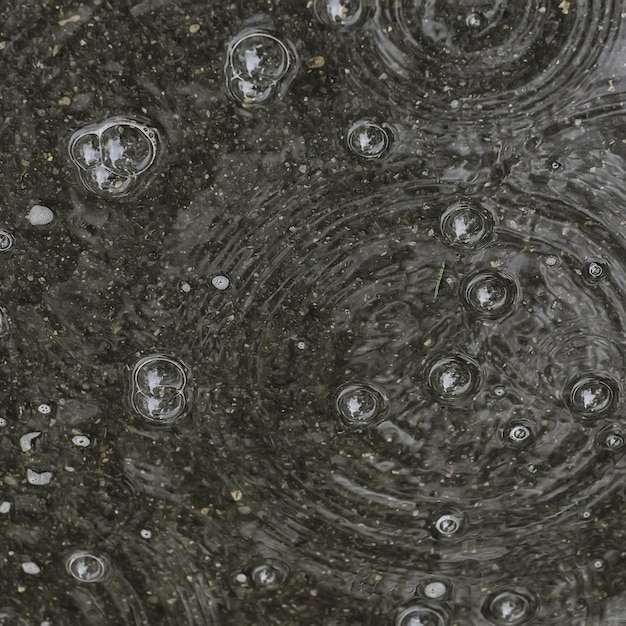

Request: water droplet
left=0, top=228, right=15, bottom=252
left=431, top=508, right=466, bottom=539
left=225, top=32, right=297, bottom=105
left=66, top=550, right=110, bottom=583
left=68, top=116, right=162, bottom=199
left=421, top=579, right=451, bottom=600
left=460, top=270, right=519, bottom=318
left=21, top=562, right=41, bottom=575
left=481, top=588, right=537, bottom=625
left=425, top=354, right=481, bottom=402
left=502, top=419, right=536, bottom=449
left=595, top=425, right=626, bottom=452
left=334, top=381, right=389, bottom=429
left=346, top=120, right=392, bottom=159
left=71, top=435, right=91, bottom=448
left=565, top=372, right=619, bottom=420
left=583, top=259, right=609, bottom=283
left=246, top=558, right=290, bottom=591
left=27, top=205, right=54, bottom=226
left=439, top=199, right=496, bottom=249
left=395, top=605, right=447, bottom=626
left=131, top=354, right=189, bottom=424
left=313, top=0, right=365, bottom=26
left=211, top=274, right=231, bottom=290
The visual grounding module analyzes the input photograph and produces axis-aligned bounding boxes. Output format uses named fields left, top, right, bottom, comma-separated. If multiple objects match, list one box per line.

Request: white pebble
left=27, top=205, right=54, bottom=226
left=211, top=275, right=230, bottom=290
left=37, top=404, right=52, bottom=414
left=26, top=469, right=52, bottom=485
left=20, top=431, right=41, bottom=452
left=21, top=561, right=41, bottom=575
left=71, top=435, right=91, bottom=447
left=0, top=501, right=11, bottom=514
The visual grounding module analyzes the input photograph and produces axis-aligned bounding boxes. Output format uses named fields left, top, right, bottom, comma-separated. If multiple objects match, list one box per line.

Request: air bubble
left=246, top=558, right=290, bottom=591
left=439, top=199, right=496, bottom=249
left=0, top=228, right=15, bottom=252
left=334, top=381, right=389, bottom=429
left=68, top=116, right=162, bottom=199
left=502, top=419, right=536, bottom=449
left=565, top=372, right=619, bottom=420
left=481, top=588, right=537, bottom=625
left=130, top=354, right=189, bottom=424
left=313, top=0, right=365, bottom=27
left=425, top=354, right=481, bottom=402
left=346, top=120, right=392, bottom=159
left=583, top=259, right=609, bottom=283
left=66, top=550, right=110, bottom=583
left=395, top=604, right=447, bottom=626
left=225, top=31, right=297, bottom=106
left=211, top=275, right=231, bottom=290
left=460, top=269, right=519, bottom=319
left=595, top=425, right=626, bottom=452
left=431, top=508, right=466, bottom=539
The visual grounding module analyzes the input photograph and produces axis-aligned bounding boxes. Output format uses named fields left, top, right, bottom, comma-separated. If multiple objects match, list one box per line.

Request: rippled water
left=1, top=0, right=626, bottom=624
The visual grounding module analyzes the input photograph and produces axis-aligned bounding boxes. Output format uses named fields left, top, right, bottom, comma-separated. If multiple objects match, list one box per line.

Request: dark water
left=1, top=0, right=626, bottom=624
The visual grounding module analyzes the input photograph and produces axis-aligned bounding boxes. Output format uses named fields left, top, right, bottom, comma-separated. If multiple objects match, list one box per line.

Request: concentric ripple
left=68, top=116, right=163, bottom=199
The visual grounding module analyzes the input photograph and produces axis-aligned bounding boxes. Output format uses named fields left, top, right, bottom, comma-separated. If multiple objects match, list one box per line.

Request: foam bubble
left=583, top=259, right=609, bottom=283
left=501, top=419, right=536, bottom=449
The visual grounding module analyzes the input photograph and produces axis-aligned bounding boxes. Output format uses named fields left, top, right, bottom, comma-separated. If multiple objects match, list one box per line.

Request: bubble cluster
left=346, top=120, right=392, bottom=159
left=65, top=550, right=110, bottom=583
left=564, top=372, right=620, bottom=421
left=334, top=381, right=388, bottom=429
left=68, top=116, right=163, bottom=199
left=130, top=354, right=189, bottom=424
left=460, top=270, right=519, bottom=319
left=225, top=31, right=298, bottom=106
left=439, top=199, right=496, bottom=249
left=425, top=354, right=481, bottom=402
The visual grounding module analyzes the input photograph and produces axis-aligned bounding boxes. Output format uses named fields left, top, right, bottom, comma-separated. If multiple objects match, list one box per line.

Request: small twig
left=433, top=261, right=446, bottom=302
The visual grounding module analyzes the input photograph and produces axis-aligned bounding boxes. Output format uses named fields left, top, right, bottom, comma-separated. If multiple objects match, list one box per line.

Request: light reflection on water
left=0, top=0, right=626, bottom=624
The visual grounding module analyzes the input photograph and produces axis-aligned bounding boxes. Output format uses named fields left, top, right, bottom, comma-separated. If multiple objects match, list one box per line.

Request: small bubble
left=425, top=353, right=481, bottom=402
left=595, top=425, right=626, bottom=452
left=313, top=0, right=365, bottom=26
left=66, top=551, right=110, bottom=583
left=335, top=381, right=389, bottom=429
left=544, top=255, right=559, bottom=267
left=583, top=259, right=608, bottom=283
left=395, top=605, right=446, bottom=626
left=0, top=417, right=7, bottom=428
left=295, top=338, right=307, bottom=351
left=235, top=572, right=248, bottom=584
left=492, top=385, right=506, bottom=398
left=432, top=508, right=466, bottom=539
left=592, top=559, right=605, bottom=570
left=0, top=228, right=15, bottom=252
left=37, top=404, right=52, bottom=415
left=211, top=275, right=231, bottom=290
left=21, top=562, right=41, bottom=575
left=550, top=159, right=563, bottom=171
left=482, top=588, right=537, bottom=625
left=27, top=205, right=54, bottom=226
left=246, top=558, right=290, bottom=591
left=71, top=435, right=91, bottom=448
left=460, top=269, right=519, bottom=319
left=581, top=510, right=592, bottom=519
left=439, top=199, right=496, bottom=249
left=565, top=372, right=619, bottom=420
left=140, top=528, right=152, bottom=539
left=225, top=31, right=297, bottom=105
left=346, top=120, right=392, bottom=159
left=502, top=419, right=536, bottom=449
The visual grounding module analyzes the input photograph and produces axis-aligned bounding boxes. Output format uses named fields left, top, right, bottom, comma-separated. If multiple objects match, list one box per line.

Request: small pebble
left=28, top=205, right=54, bottom=226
